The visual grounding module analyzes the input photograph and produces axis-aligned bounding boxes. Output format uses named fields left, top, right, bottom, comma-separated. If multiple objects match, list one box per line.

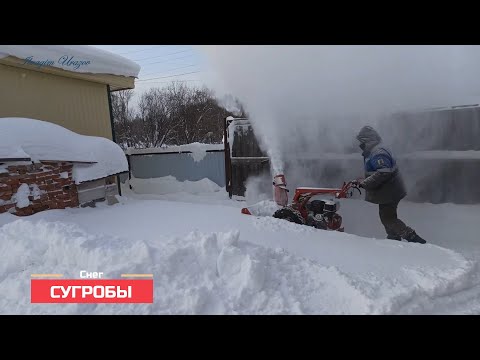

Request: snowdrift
left=0, top=45, right=140, bottom=78
left=0, top=117, right=128, bottom=183
left=0, top=198, right=476, bottom=315
left=127, top=175, right=223, bottom=195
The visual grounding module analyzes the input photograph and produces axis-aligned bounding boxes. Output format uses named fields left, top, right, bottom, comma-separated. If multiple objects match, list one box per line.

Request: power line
left=134, top=50, right=194, bottom=65
left=135, top=79, right=202, bottom=86
left=139, top=64, right=199, bottom=78
left=132, top=48, right=192, bottom=62
left=136, top=55, right=193, bottom=76
left=158, top=53, right=195, bottom=63
left=137, top=54, right=195, bottom=69
left=117, top=46, right=164, bottom=55
left=136, top=71, right=203, bottom=82
left=138, top=55, right=197, bottom=76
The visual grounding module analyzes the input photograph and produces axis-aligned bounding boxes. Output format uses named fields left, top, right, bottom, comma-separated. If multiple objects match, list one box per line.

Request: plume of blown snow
left=199, top=45, right=480, bottom=176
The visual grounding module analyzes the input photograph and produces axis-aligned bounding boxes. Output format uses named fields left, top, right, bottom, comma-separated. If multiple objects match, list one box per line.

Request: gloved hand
left=351, top=179, right=364, bottom=188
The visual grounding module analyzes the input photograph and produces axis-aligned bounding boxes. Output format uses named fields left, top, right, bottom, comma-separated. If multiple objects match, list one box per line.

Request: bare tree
left=112, top=81, right=249, bottom=148
left=169, top=83, right=236, bottom=144
left=174, top=86, right=214, bottom=144
left=111, top=90, right=135, bottom=149
left=137, top=88, right=179, bottom=148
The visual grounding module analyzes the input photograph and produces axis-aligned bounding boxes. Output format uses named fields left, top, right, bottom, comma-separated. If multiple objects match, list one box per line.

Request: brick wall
left=0, top=161, right=79, bottom=216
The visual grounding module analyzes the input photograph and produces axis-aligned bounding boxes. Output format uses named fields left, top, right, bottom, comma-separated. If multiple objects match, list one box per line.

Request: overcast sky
left=94, top=45, right=480, bottom=106
left=92, top=45, right=219, bottom=95
left=92, top=45, right=480, bottom=117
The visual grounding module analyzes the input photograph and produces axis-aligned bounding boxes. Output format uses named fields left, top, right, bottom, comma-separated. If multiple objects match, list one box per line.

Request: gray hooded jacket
left=356, top=126, right=407, bottom=204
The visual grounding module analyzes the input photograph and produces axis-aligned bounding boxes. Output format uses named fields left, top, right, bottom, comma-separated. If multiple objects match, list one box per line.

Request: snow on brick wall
left=0, top=161, right=79, bottom=216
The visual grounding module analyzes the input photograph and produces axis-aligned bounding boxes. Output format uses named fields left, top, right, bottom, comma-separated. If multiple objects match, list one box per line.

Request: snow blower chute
left=273, top=174, right=289, bottom=206
left=241, top=175, right=362, bottom=232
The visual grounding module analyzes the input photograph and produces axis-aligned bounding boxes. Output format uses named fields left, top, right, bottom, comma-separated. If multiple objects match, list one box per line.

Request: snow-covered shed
left=0, top=118, right=129, bottom=216
left=0, top=45, right=140, bottom=140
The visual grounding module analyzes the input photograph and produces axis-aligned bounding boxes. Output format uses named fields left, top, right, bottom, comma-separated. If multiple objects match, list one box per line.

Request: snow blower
left=241, top=175, right=362, bottom=232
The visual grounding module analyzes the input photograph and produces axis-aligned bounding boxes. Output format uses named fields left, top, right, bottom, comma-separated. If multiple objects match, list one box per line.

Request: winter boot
left=405, top=232, right=426, bottom=244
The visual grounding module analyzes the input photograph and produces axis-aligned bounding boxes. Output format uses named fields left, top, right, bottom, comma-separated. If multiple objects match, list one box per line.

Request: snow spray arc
left=23, top=55, right=91, bottom=70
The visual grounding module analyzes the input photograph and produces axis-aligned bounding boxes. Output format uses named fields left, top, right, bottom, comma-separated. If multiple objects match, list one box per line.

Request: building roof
left=0, top=45, right=140, bottom=91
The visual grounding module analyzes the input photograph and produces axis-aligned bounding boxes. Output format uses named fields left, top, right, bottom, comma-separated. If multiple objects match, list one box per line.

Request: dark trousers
left=378, top=201, right=415, bottom=240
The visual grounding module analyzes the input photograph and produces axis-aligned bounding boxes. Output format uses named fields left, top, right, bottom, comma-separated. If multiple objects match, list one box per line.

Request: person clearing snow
left=353, top=126, right=426, bottom=244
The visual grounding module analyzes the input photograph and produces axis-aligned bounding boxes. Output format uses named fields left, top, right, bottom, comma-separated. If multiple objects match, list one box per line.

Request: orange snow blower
left=241, top=175, right=362, bottom=232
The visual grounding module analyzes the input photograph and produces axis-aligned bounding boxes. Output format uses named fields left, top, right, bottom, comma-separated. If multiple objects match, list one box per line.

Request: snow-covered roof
left=0, top=45, right=140, bottom=78
left=0, top=117, right=128, bottom=183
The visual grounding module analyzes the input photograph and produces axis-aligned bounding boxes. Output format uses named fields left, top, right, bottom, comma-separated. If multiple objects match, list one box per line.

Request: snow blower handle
left=335, top=180, right=362, bottom=199
left=349, top=179, right=363, bottom=196
left=338, top=179, right=362, bottom=198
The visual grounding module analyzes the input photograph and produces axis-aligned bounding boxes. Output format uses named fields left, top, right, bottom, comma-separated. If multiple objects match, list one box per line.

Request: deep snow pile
left=121, top=178, right=237, bottom=207
left=0, top=45, right=140, bottom=78
left=0, top=215, right=474, bottom=315
left=0, top=191, right=478, bottom=314
left=126, top=175, right=223, bottom=195
left=0, top=118, right=128, bottom=183
left=125, top=143, right=224, bottom=163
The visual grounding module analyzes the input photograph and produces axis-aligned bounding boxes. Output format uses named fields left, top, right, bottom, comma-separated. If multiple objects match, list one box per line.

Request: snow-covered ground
left=1, top=175, right=479, bottom=314
left=127, top=175, right=223, bottom=196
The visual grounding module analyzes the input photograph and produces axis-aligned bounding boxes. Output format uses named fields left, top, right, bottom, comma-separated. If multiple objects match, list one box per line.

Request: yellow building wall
left=0, top=62, right=113, bottom=140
